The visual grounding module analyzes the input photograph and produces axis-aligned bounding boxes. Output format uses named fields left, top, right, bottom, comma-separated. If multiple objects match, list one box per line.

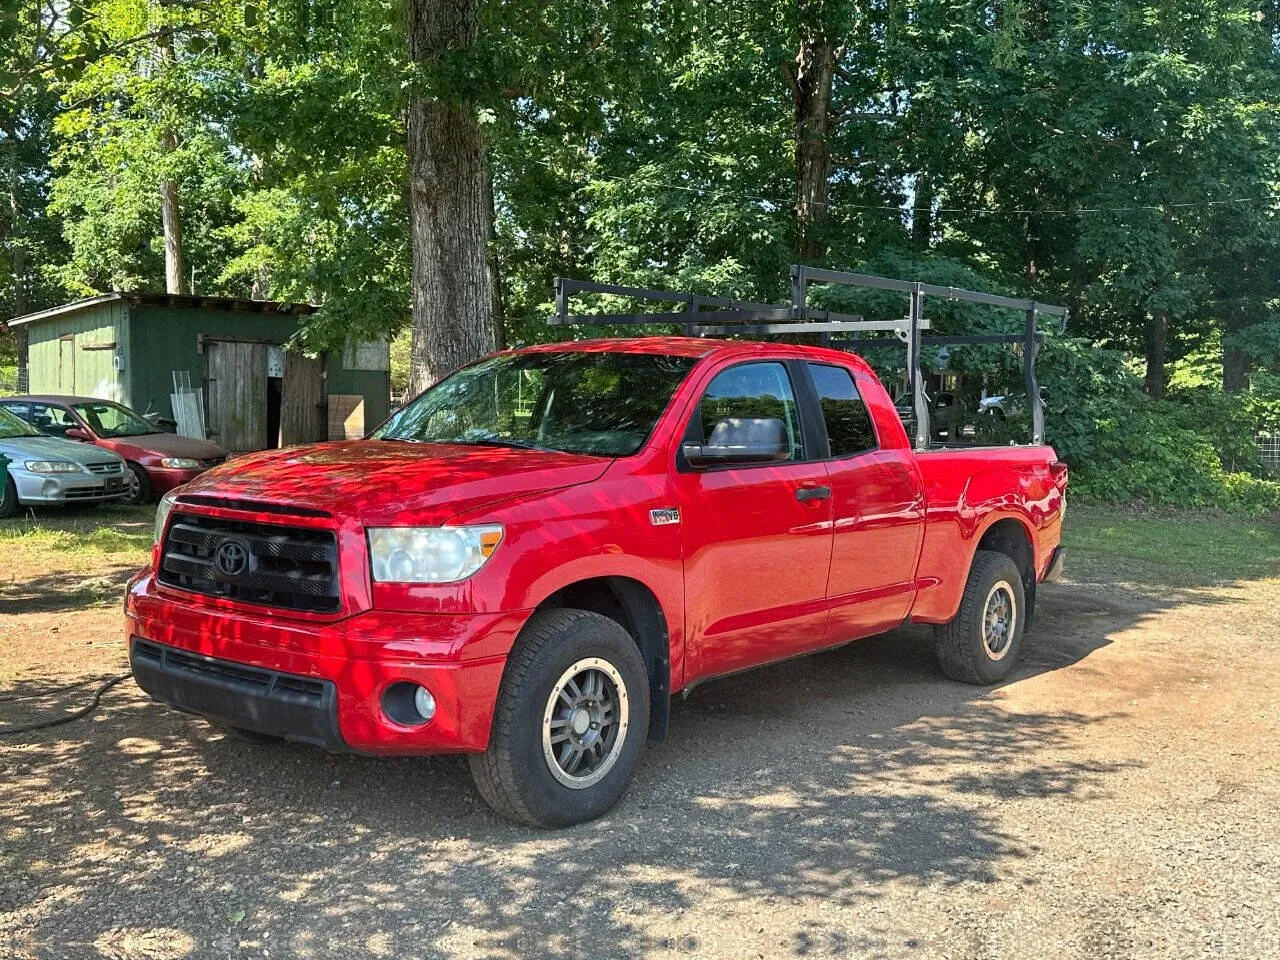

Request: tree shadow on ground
left=0, top=574, right=1182, bottom=960
left=0, top=566, right=140, bottom=615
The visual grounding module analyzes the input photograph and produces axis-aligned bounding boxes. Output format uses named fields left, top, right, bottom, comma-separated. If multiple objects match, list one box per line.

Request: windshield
left=0, top=406, right=42, bottom=440
left=71, top=400, right=157, bottom=438
left=372, top=351, right=698, bottom=457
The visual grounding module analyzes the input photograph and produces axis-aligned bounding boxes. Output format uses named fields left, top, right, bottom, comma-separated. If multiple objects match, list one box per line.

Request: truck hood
left=178, top=440, right=612, bottom=525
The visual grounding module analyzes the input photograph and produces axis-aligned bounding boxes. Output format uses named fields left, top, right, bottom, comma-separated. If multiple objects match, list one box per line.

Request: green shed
left=7, top=293, right=391, bottom=453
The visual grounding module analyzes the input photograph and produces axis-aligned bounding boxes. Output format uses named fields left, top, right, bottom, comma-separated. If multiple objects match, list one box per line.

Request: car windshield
left=71, top=400, right=157, bottom=438
left=0, top=406, right=42, bottom=440
left=372, top=351, right=698, bottom=457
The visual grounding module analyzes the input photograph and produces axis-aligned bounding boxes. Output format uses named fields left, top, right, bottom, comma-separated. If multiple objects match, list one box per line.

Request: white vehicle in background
left=0, top=407, right=128, bottom=518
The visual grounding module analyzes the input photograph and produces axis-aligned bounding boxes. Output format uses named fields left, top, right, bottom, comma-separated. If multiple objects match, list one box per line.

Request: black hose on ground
left=0, top=673, right=132, bottom=736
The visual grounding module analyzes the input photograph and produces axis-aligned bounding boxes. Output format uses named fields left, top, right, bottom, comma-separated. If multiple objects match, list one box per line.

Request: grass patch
left=1064, top=504, right=1280, bottom=587
left=0, top=504, right=154, bottom=571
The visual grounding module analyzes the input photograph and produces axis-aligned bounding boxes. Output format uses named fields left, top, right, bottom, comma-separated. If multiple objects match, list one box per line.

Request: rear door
left=803, top=361, right=925, bottom=642
left=674, top=358, right=835, bottom=682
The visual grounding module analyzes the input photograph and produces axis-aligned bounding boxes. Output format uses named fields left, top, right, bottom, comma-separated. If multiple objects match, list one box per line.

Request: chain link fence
left=0, top=367, right=28, bottom=397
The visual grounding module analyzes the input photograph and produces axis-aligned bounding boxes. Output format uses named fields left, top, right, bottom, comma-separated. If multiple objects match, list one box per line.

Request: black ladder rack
left=551, top=264, right=1067, bottom=450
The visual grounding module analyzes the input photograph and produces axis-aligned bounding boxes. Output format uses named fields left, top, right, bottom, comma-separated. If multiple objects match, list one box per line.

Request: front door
left=279, top=351, right=326, bottom=446
left=58, top=336, right=75, bottom=393
left=205, top=339, right=269, bottom=452
left=804, top=361, right=925, bottom=642
left=674, top=359, right=834, bottom=682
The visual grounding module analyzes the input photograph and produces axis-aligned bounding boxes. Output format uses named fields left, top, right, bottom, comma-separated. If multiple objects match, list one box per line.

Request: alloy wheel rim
left=125, top=471, right=141, bottom=503
left=541, top=657, right=629, bottom=790
left=982, top=581, right=1017, bottom=660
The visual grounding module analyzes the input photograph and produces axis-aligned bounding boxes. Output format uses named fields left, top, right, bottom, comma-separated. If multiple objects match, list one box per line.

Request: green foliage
left=1037, top=340, right=1280, bottom=513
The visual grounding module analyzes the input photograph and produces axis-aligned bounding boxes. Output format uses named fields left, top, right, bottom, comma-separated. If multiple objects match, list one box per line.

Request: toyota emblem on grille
left=214, top=538, right=250, bottom=578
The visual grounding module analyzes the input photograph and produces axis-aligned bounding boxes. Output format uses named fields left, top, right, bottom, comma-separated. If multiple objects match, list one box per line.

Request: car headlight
left=368, top=525, right=503, bottom=583
left=160, top=457, right=200, bottom=469
left=25, top=460, right=81, bottom=473
left=155, top=488, right=180, bottom=545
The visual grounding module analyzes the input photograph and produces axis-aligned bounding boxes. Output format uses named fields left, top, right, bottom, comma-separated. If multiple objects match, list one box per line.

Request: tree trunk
left=482, top=156, right=505, bottom=351
left=1223, top=304, right=1251, bottom=393
left=5, top=116, right=28, bottom=387
left=789, top=33, right=834, bottom=262
left=912, top=175, right=934, bottom=248
left=160, top=158, right=187, bottom=295
left=405, top=0, right=493, bottom=392
left=157, top=24, right=186, bottom=295
left=1145, top=309, right=1167, bottom=399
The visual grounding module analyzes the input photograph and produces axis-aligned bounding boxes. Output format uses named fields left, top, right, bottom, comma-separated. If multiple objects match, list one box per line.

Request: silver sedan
left=0, top=406, right=128, bottom=517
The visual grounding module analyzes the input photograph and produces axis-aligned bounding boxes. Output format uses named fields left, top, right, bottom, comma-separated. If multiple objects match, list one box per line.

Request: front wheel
left=123, top=464, right=152, bottom=505
left=469, top=608, right=649, bottom=828
left=934, top=550, right=1026, bottom=684
left=0, top=468, right=18, bottom=519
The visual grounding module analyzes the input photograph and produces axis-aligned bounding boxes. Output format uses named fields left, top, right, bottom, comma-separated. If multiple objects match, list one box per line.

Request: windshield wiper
left=453, top=436, right=554, bottom=452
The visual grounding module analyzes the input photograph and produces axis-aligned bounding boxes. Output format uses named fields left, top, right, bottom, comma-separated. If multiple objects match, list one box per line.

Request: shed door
left=280, top=351, right=326, bottom=446
left=58, top=336, right=76, bottom=393
left=205, top=339, right=269, bottom=452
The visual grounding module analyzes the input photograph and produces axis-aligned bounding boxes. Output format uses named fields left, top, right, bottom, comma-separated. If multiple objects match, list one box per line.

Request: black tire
left=934, top=550, right=1026, bottom=685
left=123, top=463, right=152, bottom=505
left=0, top=469, right=17, bottom=519
left=469, top=608, right=650, bottom=828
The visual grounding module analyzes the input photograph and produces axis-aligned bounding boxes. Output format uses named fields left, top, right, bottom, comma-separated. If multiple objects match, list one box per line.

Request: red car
left=126, top=336, right=1067, bottom=827
left=0, top=396, right=227, bottom=504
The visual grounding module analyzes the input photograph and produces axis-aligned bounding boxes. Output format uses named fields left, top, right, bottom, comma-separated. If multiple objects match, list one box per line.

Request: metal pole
left=1025, top=304, right=1044, bottom=444
left=909, top=284, right=929, bottom=450
left=553, top=277, right=567, bottom=325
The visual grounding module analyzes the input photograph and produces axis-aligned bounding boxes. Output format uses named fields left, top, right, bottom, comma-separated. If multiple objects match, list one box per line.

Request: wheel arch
left=972, top=514, right=1038, bottom=628
left=533, top=575, right=673, bottom=742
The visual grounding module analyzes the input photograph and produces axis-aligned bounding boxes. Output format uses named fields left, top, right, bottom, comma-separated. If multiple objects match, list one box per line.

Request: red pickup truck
left=127, top=337, right=1066, bottom=827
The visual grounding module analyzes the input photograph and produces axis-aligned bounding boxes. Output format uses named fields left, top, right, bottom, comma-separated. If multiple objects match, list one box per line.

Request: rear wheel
left=935, top=550, right=1026, bottom=684
left=469, top=608, right=649, bottom=828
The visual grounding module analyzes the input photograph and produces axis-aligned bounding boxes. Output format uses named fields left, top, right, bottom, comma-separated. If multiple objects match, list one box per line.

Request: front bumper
left=131, top=638, right=345, bottom=749
left=11, top=468, right=128, bottom=504
left=125, top=571, right=526, bottom=754
left=146, top=465, right=208, bottom=496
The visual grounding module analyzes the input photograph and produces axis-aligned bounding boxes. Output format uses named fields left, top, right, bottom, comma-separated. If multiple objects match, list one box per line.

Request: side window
left=697, top=361, right=804, bottom=461
left=0, top=402, right=29, bottom=422
left=807, top=363, right=878, bottom=457
left=28, top=404, right=74, bottom=437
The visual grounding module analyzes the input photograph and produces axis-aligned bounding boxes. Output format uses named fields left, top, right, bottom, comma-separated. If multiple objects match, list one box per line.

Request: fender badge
left=649, top=508, right=680, bottom=526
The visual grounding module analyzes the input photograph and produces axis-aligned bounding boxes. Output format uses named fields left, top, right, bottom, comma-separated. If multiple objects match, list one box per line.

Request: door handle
left=795, top=485, right=831, bottom=502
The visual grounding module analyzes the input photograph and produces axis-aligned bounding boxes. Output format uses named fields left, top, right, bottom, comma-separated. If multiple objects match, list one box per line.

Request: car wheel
left=469, top=608, right=650, bottom=828
left=0, top=468, right=18, bottom=519
left=123, top=464, right=152, bottom=505
left=934, top=550, right=1026, bottom=685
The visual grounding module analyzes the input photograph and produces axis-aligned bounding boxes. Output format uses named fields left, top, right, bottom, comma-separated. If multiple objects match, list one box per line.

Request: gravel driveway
left=2, top=541, right=1278, bottom=959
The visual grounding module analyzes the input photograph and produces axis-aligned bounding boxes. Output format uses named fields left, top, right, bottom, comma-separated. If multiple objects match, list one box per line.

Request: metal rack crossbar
left=551, top=264, right=1067, bottom=450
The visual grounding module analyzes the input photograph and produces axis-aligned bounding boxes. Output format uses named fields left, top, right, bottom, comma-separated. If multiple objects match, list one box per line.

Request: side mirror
left=64, top=427, right=91, bottom=441
left=682, top=417, right=791, bottom=468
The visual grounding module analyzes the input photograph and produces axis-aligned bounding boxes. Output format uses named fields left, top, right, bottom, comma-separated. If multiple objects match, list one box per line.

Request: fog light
left=382, top=681, right=436, bottom=727
left=413, top=685, right=436, bottom=721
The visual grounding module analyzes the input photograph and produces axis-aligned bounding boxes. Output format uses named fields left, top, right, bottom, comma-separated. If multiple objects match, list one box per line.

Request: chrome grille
left=85, top=461, right=122, bottom=475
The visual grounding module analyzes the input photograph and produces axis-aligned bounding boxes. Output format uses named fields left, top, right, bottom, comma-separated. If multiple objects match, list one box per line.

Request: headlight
left=155, top=488, right=180, bottom=545
left=160, top=457, right=200, bottom=469
left=25, top=460, right=81, bottom=473
left=368, top=525, right=503, bottom=583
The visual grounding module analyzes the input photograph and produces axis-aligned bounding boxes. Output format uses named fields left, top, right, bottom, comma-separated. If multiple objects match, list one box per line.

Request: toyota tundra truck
left=127, top=336, right=1067, bottom=827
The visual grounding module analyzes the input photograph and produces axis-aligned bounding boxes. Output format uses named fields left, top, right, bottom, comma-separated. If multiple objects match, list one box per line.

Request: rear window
left=807, top=363, right=877, bottom=457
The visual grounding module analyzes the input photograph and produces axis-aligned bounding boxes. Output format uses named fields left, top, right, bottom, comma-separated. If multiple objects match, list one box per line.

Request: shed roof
left=6, top=292, right=318, bottom=328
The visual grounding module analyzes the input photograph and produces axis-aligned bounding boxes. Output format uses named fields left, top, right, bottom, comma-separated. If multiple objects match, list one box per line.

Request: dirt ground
left=2, top=508, right=1279, bottom=959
